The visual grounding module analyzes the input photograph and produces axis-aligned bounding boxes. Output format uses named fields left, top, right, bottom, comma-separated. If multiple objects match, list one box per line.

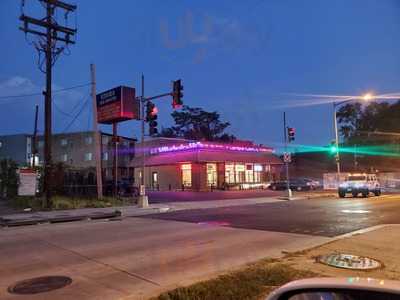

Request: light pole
left=333, top=93, right=373, bottom=181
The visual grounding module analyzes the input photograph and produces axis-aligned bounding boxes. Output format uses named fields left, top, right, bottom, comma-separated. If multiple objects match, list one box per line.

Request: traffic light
left=146, top=101, right=158, bottom=135
left=172, top=79, right=183, bottom=109
left=330, top=141, right=338, bottom=154
left=287, top=127, right=295, bottom=142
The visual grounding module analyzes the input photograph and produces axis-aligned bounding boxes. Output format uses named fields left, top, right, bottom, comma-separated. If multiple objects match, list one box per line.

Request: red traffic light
left=172, top=79, right=183, bottom=109
left=287, top=127, right=295, bottom=142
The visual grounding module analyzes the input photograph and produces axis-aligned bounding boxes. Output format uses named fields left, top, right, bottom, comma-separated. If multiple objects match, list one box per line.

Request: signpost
left=96, top=86, right=139, bottom=124
left=18, top=169, right=37, bottom=196
left=96, top=86, right=139, bottom=197
left=283, top=152, right=291, bottom=163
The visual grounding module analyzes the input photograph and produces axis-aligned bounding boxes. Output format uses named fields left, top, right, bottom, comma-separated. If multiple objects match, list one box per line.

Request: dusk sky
left=1, top=0, right=400, bottom=151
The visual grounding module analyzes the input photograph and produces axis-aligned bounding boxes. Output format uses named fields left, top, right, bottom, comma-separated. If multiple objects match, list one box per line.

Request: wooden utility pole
left=90, top=64, right=103, bottom=199
left=112, top=123, right=118, bottom=197
left=19, top=0, right=77, bottom=208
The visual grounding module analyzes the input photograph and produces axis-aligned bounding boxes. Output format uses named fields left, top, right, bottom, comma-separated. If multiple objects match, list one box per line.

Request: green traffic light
left=330, top=145, right=338, bottom=153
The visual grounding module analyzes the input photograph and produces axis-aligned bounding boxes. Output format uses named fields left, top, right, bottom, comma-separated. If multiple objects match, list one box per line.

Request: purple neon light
left=150, top=142, right=273, bottom=154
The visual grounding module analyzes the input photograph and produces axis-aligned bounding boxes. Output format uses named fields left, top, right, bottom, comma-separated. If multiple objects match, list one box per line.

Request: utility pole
left=113, top=123, right=118, bottom=197
left=90, top=64, right=103, bottom=199
left=32, top=105, right=39, bottom=168
left=19, top=0, right=77, bottom=208
left=20, top=0, right=77, bottom=208
left=138, top=74, right=149, bottom=208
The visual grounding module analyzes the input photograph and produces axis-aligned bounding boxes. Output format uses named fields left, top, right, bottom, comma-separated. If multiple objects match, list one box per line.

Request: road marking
left=341, top=209, right=371, bottom=214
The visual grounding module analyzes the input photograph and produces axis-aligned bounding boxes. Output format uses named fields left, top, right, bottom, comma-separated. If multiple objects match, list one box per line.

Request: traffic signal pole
left=138, top=74, right=149, bottom=208
left=283, top=112, right=292, bottom=200
left=136, top=78, right=183, bottom=208
left=333, top=102, right=341, bottom=176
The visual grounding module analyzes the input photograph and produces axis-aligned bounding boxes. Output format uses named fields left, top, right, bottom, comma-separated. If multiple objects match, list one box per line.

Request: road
left=1, top=193, right=400, bottom=299
left=147, top=189, right=283, bottom=203
left=144, top=194, right=400, bottom=237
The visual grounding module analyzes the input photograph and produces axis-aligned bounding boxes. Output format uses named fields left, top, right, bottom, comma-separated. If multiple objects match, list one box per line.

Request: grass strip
left=153, top=260, right=317, bottom=300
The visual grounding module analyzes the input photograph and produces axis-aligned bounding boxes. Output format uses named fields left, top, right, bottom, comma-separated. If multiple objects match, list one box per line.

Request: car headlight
left=339, top=183, right=347, bottom=188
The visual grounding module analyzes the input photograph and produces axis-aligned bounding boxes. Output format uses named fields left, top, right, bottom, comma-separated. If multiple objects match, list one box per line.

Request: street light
left=333, top=93, right=374, bottom=181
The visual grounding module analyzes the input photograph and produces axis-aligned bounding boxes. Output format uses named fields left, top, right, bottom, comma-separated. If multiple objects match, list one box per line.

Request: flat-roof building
left=131, top=138, right=283, bottom=192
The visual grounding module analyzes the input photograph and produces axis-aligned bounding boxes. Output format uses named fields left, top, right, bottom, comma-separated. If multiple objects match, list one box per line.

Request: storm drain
left=317, top=253, right=382, bottom=270
left=8, top=276, right=72, bottom=295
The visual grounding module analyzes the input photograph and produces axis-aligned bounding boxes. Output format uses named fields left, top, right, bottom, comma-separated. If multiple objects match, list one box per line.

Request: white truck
left=338, top=173, right=381, bottom=198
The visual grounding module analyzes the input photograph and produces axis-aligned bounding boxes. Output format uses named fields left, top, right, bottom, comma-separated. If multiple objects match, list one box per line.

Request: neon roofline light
left=150, top=141, right=274, bottom=154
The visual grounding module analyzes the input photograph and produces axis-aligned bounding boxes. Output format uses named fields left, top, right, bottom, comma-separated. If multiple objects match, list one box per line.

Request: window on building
left=61, top=139, right=68, bottom=146
left=61, top=154, right=68, bottom=162
left=207, top=163, right=217, bottom=187
left=85, top=136, right=93, bottom=145
left=235, top=163, right=245, bottom=183
left=102, top=136, right=109, bottom=145
left=225, top=163, right=235, bottom=184
left=38, top=141, right=44, bottom=148
left=254, top=164, right=263, bottom=182
left=181, top=164, right=192, bottom=187
left=152, top=172, right=158, bottom=189
left=102, top=152, right=108, bottom=161
left=245, top=164, right=254, bottom=183
left=84, top=152, right=93, bottom=161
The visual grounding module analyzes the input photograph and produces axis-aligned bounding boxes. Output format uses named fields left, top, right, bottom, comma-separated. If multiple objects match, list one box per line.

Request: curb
left=281, top=224, right=400, bottom=256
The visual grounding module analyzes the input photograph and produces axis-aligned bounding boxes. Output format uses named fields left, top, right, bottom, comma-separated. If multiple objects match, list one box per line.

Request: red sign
left=96, top=86, right=139, bottom=124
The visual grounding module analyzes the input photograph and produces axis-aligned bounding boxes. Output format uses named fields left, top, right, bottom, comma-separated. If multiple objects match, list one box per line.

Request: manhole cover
left=317, top=253, right=382, bottom=270
left=8, top=276, right=72, bottom=295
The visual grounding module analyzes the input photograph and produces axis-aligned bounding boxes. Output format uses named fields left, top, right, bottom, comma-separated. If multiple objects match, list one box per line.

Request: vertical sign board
left=96, top=86, right=139, bottom=124
left=18, top=169, right=37, bottom=196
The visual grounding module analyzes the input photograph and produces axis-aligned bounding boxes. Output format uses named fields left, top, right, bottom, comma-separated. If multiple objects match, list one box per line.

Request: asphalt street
left=143, top=194, right=400, bottom=237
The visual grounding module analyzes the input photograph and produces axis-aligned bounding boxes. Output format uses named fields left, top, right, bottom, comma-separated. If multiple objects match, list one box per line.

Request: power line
left=0, top=82, right=90, bottom=100
left=53, top=90, right=90, bottom=117
left=62, top=96, right=90, bottom=133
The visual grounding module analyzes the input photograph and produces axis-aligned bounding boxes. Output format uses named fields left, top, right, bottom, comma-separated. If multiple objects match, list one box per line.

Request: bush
left=0, top=159, right=19, bottom=198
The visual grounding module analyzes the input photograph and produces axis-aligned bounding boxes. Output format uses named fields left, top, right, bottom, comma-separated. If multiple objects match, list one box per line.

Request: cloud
left=159, top=12, right=270, bottom=63
left=0, top=76, right=39, bottom=95
left=0, top=76, right=90, bottom=134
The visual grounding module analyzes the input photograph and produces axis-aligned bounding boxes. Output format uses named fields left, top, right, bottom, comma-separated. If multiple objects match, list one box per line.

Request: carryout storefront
left=132, top=138, right=283, bottom=191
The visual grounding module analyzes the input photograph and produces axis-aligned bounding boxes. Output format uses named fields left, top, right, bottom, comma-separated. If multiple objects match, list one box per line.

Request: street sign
left=283, top=152, right=291, bottom=163
left=96, top=86, right=139, bottom=124
left=18, top=169, right=37, bottom=196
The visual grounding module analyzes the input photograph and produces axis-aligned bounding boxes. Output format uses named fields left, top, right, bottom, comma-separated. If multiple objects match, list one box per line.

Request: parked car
left=338, top=173, right=381, bottom=198
left=104, top=179, right=139, bottom=197
left=269, top=179, right=312, bottom=191
left=303, top=178, right=322, bottom=190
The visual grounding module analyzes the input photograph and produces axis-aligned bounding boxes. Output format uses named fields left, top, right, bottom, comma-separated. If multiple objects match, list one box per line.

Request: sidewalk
left=153, top=224, right=400, bottom=300
left=285, top=224, right=400, bottom=280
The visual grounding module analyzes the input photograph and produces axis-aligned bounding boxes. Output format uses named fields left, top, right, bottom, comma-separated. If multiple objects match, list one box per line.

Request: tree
left=159, top=105, right=236, bottom=142
left=337, top=100, right=400, bottom=145
left=0, top=159, right=18, bottom=198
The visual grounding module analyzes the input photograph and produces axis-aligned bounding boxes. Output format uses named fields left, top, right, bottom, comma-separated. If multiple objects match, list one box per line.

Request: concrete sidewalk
left=284, top=224, right=400, bottom=280
left=0, top=215, right=330, bottom=300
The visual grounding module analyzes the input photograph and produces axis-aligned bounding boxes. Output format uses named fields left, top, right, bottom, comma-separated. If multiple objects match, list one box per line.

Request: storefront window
left=207, top=163, right=217, bottom=187
left=235, top=163, right=245, bottom=183
left=225, top=163, right=235, bottom=184
left=254, top=164, right=263, bottom=182
left=245, top=164, right=254, bottom=183
left=181, top=164, right=192, bottom=187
